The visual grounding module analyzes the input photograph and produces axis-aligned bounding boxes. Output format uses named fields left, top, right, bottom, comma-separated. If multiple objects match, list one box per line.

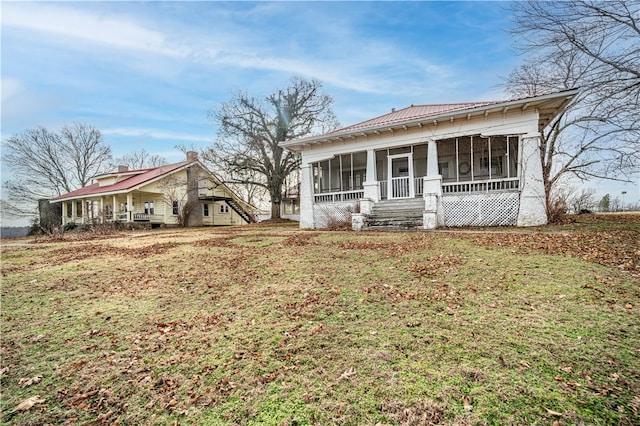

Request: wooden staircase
left=224, top=198, right=255, bottom=224
left=365, top=198, right=424, bottom=230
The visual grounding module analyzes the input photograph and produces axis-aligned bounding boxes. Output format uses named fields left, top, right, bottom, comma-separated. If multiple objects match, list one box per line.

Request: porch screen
left=312, top=152, right=366, bottom=193
left=437, top=135, right=519, bottom=182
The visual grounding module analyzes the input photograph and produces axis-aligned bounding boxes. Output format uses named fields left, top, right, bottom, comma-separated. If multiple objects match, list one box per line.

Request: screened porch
left=309, top=135, right=521, bottom=204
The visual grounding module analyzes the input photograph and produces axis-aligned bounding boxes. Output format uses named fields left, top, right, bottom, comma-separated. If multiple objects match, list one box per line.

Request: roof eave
left=281, top=89, right=579, bottom=151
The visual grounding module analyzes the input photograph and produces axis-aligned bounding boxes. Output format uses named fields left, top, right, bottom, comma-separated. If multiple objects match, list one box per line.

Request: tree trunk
left=271, top=201, right=281, bottom=220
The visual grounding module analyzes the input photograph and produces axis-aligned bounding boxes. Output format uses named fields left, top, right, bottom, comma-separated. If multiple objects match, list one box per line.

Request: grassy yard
left=1, top=214, right=639, bottom=425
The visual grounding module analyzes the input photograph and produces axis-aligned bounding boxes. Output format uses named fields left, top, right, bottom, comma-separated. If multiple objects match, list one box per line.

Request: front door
left=388, top=153, right=414, bottom=199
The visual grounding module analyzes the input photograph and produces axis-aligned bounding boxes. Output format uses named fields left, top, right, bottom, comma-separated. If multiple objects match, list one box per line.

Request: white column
left=426, top=139, right=439, bottom=177
left=362, top=148, right=379, bottom=209
left=517, top=132, right=547, bottom=226
left=82, top=200, right=88, bottom=223
left=423, top=139, right=444, bottom=229
left=112, top=195, right=117, bottom=221
left=126, top=193, right=133, bottom=222
left=61, top=202, right=67, bottom=225
left=299, top=163, right=315, bottom=228
left=99, top=197, right=104, bottom=223
left=71, top=200, right=77, bottom=223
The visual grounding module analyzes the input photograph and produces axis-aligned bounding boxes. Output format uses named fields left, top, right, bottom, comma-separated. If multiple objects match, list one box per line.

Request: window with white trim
left=219, top=204, right=229, bottom=214
left=203, top=203, right=210, bottom=217
left=172, top=201, right=179, bottom=215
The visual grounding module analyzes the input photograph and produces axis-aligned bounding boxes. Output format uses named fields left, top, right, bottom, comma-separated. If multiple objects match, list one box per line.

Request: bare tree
left=204, top=76, right=339, bottom=219
left=2, top=123, right=112, bottom=218
left=506, top=1, right=640, bottom=214
left=111, top=149, right=167, bottom=170
left=569, top=188, right=596, bottom=213
left=156, top=175, right=197, bottom=227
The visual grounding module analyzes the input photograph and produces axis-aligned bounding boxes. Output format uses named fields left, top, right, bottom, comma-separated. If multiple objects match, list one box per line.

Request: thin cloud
left=102, top=128, right=211, bottom=144
left=2, top=2, right=188, bottom=58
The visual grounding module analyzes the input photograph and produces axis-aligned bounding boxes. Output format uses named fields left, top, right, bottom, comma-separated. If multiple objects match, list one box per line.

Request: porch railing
left=414, top=177, right=424, bottom=197
left=379, top=181, right=388, bottom=200
left=314, top=189, right=364, bottom=203
left=379, top=178, right=423, bottom=199
left=379, top=176, right=518, bottom=199
left=442, top=178, right=519, bottom=194
left=391, top=177, right=411, bottom=198
left=133, top=213, right=164, bottom=222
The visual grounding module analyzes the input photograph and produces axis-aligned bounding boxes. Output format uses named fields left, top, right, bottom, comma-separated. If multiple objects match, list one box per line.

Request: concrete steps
left=365, top=198, right=424, bottom=230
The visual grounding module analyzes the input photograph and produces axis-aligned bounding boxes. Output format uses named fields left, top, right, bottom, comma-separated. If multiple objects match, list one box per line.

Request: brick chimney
left=118, top=165, right=129, bottom=172
left=186, top=151, right=198, bottom=162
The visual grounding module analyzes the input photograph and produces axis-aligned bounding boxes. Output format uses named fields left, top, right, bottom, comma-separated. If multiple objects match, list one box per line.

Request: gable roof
left=51, top=160, right=198, bottom=202
left=281, top=89, right=579, bottom=152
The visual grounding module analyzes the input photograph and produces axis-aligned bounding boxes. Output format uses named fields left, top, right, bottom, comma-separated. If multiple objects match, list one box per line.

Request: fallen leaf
left=462, top=396, right=473, bottom=411
left=339, top=367, right=356, bottom=380
left=630, top=396, right=640, bottom=414
left=19, top=375, right=42, bottom=388
left=545, top=407, right=563, bottom=417
left=12, top=395, right=45, bottom=412
left=80, top=410, right=114, bottom=426
left=520, top=360, right=531, bottom=368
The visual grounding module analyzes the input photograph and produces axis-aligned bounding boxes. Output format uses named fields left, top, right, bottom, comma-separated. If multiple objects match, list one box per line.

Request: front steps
left=365, top=198, right=424, bottom=230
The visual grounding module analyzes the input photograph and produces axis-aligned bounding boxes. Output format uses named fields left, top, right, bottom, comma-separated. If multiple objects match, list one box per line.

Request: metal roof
left=336, top=102, right=499, bottom=133
left=281, top=89, right=579, bottom=151
left=50, top=160, right=194, bottom=202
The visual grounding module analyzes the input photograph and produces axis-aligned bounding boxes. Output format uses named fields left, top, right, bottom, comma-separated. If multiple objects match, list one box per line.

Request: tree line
left=1, top=123, right=168, bottom=219
left=3, top=1, right=638, bottom=224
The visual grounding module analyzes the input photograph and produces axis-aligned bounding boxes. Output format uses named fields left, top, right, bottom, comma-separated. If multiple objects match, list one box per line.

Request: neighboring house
left=50, top=152, right=255, bottom=227
left=280, top=185, right=300, bottom=221
left=281, top=89, right=579, bottom=230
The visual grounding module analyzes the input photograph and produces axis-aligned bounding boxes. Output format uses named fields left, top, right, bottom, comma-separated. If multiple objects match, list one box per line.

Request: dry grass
left=1, top=215, right=639, bottom=425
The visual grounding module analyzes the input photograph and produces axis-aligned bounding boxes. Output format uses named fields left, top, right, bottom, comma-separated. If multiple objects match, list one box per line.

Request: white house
left=281, top=89, right=578, bottom=230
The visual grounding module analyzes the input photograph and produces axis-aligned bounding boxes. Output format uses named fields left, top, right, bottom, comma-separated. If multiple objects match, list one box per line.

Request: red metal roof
left=51, top=160, right=194, bottom=201
left=334, top=102, right=499, bottom=133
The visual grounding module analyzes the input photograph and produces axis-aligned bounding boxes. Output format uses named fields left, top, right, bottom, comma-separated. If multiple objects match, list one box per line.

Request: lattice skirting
left=442, top=192, right=520, bottom=227
left=313, top=201, right=359, bottom=228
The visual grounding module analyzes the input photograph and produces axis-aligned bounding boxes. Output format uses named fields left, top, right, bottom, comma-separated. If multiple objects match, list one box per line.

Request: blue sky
left=1, top=1, right=638, bottom=222
left=2, top=1, right=517, bottom=160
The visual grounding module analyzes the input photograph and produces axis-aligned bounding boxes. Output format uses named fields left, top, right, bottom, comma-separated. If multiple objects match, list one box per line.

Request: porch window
left=312, top=151, right=366, bottom=194
left=437, top=135, right=520, bottom=193
left=144, top=201, right=155, bottom=215
left=203, top=203, right=210, bottom=217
